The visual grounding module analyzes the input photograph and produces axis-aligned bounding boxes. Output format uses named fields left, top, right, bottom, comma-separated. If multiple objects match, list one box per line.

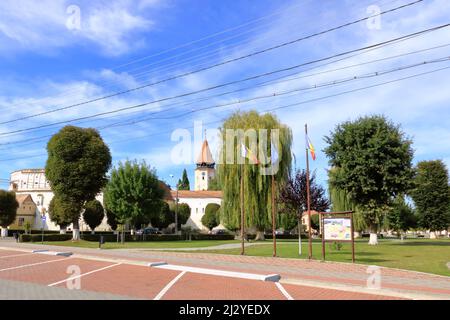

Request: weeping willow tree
left=328, top=167, right=367, bottom=233
left=217, top=111, right=292, bottom=240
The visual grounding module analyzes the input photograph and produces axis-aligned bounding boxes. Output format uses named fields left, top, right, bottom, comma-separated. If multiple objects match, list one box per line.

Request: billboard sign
left=324, top=218, right=351, bottom=241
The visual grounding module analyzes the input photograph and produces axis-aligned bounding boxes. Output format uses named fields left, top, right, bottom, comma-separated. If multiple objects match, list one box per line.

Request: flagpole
left=240, top=162, right=245, bottom=255
left=305, top=124, right=313, bottom=260
left=272, top=174, right=277, bottom=257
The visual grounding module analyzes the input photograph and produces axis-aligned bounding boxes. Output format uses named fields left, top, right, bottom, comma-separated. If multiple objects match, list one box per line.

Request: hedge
left=20, top=234, right=72, bottom=242
left=81, top=233, right=234, bottom=242
left=191, top=234, right=234, bottom=240
left=17, top=233, right=235, bottom=242
left=247, top=234, right=308, bottom=240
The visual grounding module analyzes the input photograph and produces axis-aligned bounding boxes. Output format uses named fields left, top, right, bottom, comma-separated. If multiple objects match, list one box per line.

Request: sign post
left=320, top=211, right=355, bottom=263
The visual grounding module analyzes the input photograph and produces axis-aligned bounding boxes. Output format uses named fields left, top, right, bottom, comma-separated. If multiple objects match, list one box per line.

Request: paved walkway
left=1, top=241, right=448, bottom=300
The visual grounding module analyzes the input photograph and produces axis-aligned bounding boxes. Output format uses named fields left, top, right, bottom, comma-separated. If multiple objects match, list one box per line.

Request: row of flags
left=239, top=134, right=316, bottom=164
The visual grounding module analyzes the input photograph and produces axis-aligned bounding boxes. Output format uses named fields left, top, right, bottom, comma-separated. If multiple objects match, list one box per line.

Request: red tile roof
left=169, top=190, right=222, bottom=200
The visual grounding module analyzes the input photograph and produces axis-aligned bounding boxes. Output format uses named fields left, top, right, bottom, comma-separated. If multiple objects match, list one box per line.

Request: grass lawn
left=192, top=238, right=450, bottom=276
left=39, top=239, right=239, bottom=249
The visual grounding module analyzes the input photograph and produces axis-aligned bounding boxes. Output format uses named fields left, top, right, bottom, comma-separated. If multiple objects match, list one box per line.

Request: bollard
left=99, top=235, right=105, bottom=249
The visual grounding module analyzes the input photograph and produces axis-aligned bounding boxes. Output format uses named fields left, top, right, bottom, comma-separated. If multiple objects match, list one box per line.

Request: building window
left=37, top=194, right=44, bottom=206
left=196, top=208, right=198, bottom=214
left=202, top=208, right=204, bottom=213
left=18, top=217, right=25, bottom=227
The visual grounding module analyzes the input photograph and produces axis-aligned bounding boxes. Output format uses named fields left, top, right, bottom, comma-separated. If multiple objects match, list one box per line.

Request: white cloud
left=0, top=0, right=160, bottom=56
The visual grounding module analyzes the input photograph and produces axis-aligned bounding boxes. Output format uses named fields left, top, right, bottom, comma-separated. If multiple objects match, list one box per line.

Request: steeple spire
left=196, top=138, right=215, bottom=168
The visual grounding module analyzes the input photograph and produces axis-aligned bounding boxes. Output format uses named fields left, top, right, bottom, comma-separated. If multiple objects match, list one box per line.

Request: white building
left=7, top=138, right=223, bottom=232
left=9, top=169, right=110, bottom=232
left=169, top=138, right=223, bottom=231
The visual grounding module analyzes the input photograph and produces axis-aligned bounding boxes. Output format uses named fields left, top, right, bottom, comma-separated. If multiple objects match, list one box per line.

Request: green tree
left=208, top=176, right=221, bottom=191
left=385, top=195, right=417, bottom=238
left=168, top=202, right=191, bottom=230
left=201, top=203, right=220, bottom=230
left=328, top=167, right=367, bottom=233
left=83, top=200, right=105, bottom=234
left=277, top=211, right=298, bottom=231
left=411, top=160, right=450, bottom=238
left=0, top=190, right=19, bottom=237
left=151, top=202, right=172, bottom=230
left=48, top=196, right=73, bottom=234
left=24, top=221, right=32, bottom=235
left=45, top=125, right=111, bottom=240
left=217, top=111, right=292, bottom=240
left=177, top=169, right=190, bottom=190
left=105, top=208, right=118, bottom=231
left=103, top=160, right=165, bottom=234
left=324, top=116, right=414, bottom=245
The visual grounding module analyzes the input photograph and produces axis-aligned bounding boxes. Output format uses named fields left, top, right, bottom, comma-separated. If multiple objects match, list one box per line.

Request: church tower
left=194, top=139, right=215, bottom=191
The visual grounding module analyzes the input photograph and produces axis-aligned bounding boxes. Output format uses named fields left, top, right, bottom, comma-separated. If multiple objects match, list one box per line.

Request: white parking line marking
left=154, top=264, right=280, bottom=282
left=0, top=253, right=34, bottom=259
left=153, top=271, right=186, bottom=300
left=275, top=282, right=294, bottom=300
left=0, top=257, right=70, bottom=272
left=48, top=262, right=122, bottom=287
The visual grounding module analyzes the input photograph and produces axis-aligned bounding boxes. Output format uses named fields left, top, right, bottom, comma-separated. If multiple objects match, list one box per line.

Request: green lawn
left=193, top=238, right=450, bottom=276
left=36, top=238, right=449, bottom=276
left=39, top=239, right=239, bottom=249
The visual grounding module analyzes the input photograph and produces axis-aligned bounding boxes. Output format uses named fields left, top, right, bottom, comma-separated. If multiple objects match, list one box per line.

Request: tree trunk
left=59, top=227, right=66, bottom=234
left=91, top=230, right=95, bottom=235
left=369, top=233, right=378, bottom=245
left=0, top=228, right=7, bottom=238
left=254, top=230, right=265, bottom=241
left=429, top=231, right=437, bottom=239
left=368, top=224, right=378, bottom=245
left=72, top=220, right=80, bottom=241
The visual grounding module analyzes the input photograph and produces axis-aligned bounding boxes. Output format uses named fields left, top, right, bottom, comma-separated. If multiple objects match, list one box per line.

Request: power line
left=0, top=0, right=424, bottom=126
left=0, top=32, right=446, bottom=152
left=104, top=57, right=450, bottom=125
left=0, top=22, right=447, bottom=137
left=2, top=64, right=447, bottom=163
left=2, top=0, right=390, bottom=116
left=103, top=44, right=450, bottom=129
left=5, top=36, right=441, bottom=150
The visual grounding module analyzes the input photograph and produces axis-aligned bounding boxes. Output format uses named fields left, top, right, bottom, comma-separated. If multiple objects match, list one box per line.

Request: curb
left=151, top=263, right=281, bottom=282
left=33, top=250, right=73, bottom=257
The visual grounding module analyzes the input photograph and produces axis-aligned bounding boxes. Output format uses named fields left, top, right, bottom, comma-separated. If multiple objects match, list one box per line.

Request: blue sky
left=0, top=0, right=449, bottom=190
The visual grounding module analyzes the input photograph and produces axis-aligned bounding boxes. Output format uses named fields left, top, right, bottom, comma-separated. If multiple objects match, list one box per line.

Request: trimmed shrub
left=201, top=203, right=220, bottom=230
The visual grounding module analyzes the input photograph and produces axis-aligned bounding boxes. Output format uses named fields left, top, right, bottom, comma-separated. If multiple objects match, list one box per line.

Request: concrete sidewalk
left=1, top=241, right=449, bottom=300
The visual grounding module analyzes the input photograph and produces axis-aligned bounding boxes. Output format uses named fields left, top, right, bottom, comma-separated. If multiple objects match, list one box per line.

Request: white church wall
left=179, top=197, right=222, bottom=230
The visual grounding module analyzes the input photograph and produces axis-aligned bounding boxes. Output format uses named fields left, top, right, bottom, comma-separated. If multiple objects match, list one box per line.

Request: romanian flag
left=241, top=143, right=259, bottom=164
left=306, top=135, right=316, bottom=161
